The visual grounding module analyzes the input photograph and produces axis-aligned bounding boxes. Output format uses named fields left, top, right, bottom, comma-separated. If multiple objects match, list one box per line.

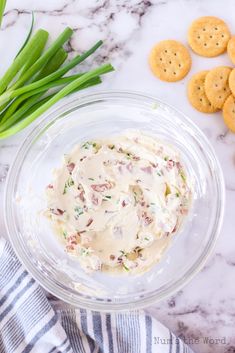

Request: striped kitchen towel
left=0, top=237, right=194, bottom=353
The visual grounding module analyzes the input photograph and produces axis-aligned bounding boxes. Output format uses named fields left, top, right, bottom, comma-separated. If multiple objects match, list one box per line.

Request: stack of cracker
left=149, top=16, right=235, bottom=133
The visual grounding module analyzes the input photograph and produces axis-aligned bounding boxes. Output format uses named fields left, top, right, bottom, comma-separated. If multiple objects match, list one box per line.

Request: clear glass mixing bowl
left=4, top=91, right=225, bottom=311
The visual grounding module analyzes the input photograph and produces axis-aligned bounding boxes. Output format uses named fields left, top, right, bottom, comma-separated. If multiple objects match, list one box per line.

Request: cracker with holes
left=223, top=94, right=235, bottom=132
left=188, top=71, right=218, bottom=113
left=149, top=40, right=191, bottom=82
left=188, top=16, right=230, bottom=57
left=205, top=66, right=232, bottom=109
left=228, top=68, right=235, bottom=96
left=227, top=36, right=235, bottom=65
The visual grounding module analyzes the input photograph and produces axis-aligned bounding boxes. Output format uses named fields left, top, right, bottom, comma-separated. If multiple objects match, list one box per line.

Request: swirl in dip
left=45, top=130, right=192, bottom=274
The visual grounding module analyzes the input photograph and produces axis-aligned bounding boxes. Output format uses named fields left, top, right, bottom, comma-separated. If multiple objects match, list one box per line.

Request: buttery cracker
left=205, top=66, right=232, bottom=109
left=188, top=71, right=218, bottom=113
left=228, top=68, right=235, bottom=96
left=149, top=40, right=191, bottom=82
left=227, top=36, right=235, bottom=65
left=188, top=16, right=230, bottom=57
left=223, top=94, right=235, bottom=133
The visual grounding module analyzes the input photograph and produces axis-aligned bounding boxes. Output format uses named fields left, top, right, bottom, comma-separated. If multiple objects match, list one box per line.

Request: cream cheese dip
left=45, top=130, right=192, bottom=275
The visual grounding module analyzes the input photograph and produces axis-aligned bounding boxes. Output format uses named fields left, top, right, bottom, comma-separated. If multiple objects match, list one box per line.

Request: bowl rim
left=4, top=90, right=225, bottom=311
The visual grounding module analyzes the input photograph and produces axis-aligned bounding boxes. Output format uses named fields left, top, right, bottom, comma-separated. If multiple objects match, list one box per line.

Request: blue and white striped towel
left=0, top=237, right=194, bottom=353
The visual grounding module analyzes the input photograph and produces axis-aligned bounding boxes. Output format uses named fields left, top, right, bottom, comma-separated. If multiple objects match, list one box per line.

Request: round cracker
left=223, top=94, right=235, bottom=133
left=149, top=40, right=191, bottom=82
left=227, top=36, right=235, bottom=65
left=187, top=71, right=218, bottom=113
left=228, top=68, right=235, bottom=96
left=188, top=16, right=231, bottom=57
left=205, top=66, right=232, bottom=109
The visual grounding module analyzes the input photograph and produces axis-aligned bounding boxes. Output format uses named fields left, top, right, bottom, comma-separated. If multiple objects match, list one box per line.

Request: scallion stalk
left=0, top=40, right=103, bottom=108
left=0, top=0, right=6, bottom=27
left=9, top=27, right=73, bottom=90
left=0, top=29, right=49, bottom=94
left=20, top=38, right=47, bottom=77
left=26, top=76, right=102, bottom=116
left=0, top=76, right=102, bottom=132
left=0, top=48, right=68, bottom=125
left=0, top=74, right=84, bottom=124
left=36, top=48, right=68, bottom=80
left=0, top=48, right=68, bottom=122
left=15, top=12, right=35, bottom=58
left=0, top=64, right=113, bottom=138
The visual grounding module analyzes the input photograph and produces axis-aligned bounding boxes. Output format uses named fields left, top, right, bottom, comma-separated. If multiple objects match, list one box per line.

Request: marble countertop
left=1, top=1, right=235, bottom=352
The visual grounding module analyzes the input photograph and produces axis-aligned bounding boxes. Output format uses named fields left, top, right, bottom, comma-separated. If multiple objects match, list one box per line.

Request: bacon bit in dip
left=67, top=162, right=75, bottom=174
left=142, top=212, right=153, bottom=226
left=126, top=162, right=133, bottom=172
left=176, top=161, right=182, bottom=170
left=91, top=182, right=113, bottom=192
left=141, top=166, right=152, bottom=174
left=180, top=208, right=188, bottom=215
left=78, top=191, right=85, bottom=202
left=66, top=234, right=80, bottom=251
left=167, top=160, right=175, bottom=169
left=150, top=162, right=158, bottom=168
left=132, top=155, right=140, bottom=161
left=118, top=166, right=123, bottom=174
left=91, top=194, right=99, bottom=206
left=86, top=218, right=93, bottom=227
left=50, top=208, right=64, bottom=216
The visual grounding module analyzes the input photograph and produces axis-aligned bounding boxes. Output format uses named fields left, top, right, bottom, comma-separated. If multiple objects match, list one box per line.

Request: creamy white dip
left=45, top=130, right=192, bottom=274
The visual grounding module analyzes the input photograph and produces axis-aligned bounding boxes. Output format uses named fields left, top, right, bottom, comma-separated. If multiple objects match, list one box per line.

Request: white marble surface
left=1, top=1, right=235, bottom=352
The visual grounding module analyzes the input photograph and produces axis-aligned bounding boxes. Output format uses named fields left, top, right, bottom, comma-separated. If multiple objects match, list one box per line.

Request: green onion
left=1, top=74, right=83, bottom=124
left=82, top=141, right=98, bottom=149
left=0, top=29, right=49, bottom=94
left=10, top=27, right=73, bottom=90
left=0, top=0, right=6, bottom=27
left=74, top=206, right=84, bottom=216
left=23, top=95, right=53, bottom=115
left=165, top=183, right=171, bottom=196
left=0, top=63, right=114, bottom=139
left=180, top=172, right=186, bottom=182
left=0, top=23, right=114, bottom=139
left=27, top=77, right=101, bottom=116
left=0, top=49, right=69, bottom=124
left=0, top=76, right=101, bottom=132
left=63, top=177, right=74, bottom=194
left=0, top=40, right=103, bottom=106
left=36, top=48, right=68, bottom=80
left=0, top=93, right=43, bottom=132
left=20, top=37, right=47, bottom=77
left=15, top=12, right=35, bottom=58
left=122, top=263, right=130, bottom=272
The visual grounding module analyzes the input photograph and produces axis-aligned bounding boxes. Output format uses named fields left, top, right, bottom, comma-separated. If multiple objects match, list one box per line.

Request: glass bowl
left=4, top=91, right=225, bottom=311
